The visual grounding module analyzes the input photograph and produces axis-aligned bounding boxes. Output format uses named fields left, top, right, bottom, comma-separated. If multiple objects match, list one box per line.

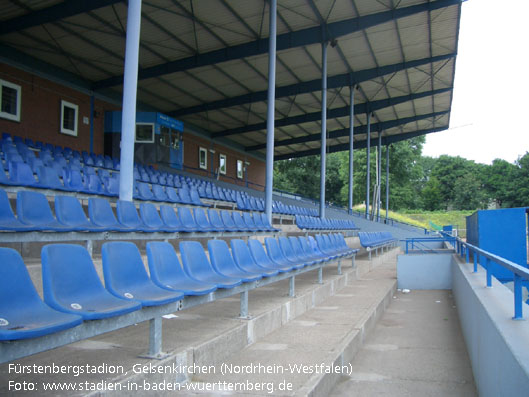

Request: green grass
left=352, top=205, right=473, bottom=237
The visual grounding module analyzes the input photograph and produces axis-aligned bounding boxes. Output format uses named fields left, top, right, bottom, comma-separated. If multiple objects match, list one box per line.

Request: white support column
left=118, top=0, right=142, bottom=202
left=264, top=0, right=277, bottom=224
left=377, top=132, right=382, bottom=222
left=365, top=112, right=371, bottom=219
left=347, top=86, right=355, bottom=214
left=385, top=144, right=390, bottom=222
left=319, top=41, right=328, bottom=219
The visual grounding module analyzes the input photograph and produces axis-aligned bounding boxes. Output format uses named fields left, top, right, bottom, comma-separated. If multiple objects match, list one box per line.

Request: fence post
left=486, top=258, right=492, bottom=287
left=473, top=252, right=478, bottom=273
left=513, top=274, right=523, bottom=320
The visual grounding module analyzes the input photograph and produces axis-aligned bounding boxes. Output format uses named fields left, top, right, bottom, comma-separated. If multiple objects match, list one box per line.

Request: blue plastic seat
left=265, top=237, right=304, bottom=270
left=41, top=244, right=141, bottom=320
left=242, top=212, right=261, bottom=231
left=55, top=195, right=109, bottom=231
left=299, top=236, right=328, bottom=262
left=193, top=208, right=215, bottom=232
left=0, top=165, right=17, bottom=186
left=116, top=200, right=156, bottom=231
left=232, top=211, right=251, bottom=231
left=166, top=187, right=181, bottom=203
left=207, top=209, right=228, bottom=231
left=27, top=157, right=44, bottom=173
left=104, top=174, right=120, bottom=196
left=230, top=239, right=278, bottom=277
left=9, top=161, right=36, bottom=186
left=260, top=212, right=279, bottom=232
left=208, top=240, right=262, bottom=282
left=36, top=166, right=67, bottom=190
left=17, top=191, right=78, bottom=231
left=179, top=241, right=242, bottom=288
left=62, top=168, right=85, bottom=192
left=136, top=182, right=154, bottom=201
left=308, top=235, right=333, bottom=260
left=178, top=207, right=199, bottom=232
left=0, top=248, right=82, bottom=340
left=289, top=236, right=319, bottom=265
left=220, top=210, right=238, bottom=231
left=87, top=197, right=134, bottom=232
left=102, top=242, right=184, bottom=306
left=83, top=173, right=107, bottom=195
left=190, top=188, right=209, bottom=207
left=152, top=184, right=168, bottom=201
left=278, top=236, right=309, bottom=267
left=147, top=241, right=217, bottom=295
left=139, top=203, right=177, bottom=232
left=247, top=239, right=293, bottom=272
left=159, top=205, right=184, bottom=231
left=0, top=188, right=34, bottom=231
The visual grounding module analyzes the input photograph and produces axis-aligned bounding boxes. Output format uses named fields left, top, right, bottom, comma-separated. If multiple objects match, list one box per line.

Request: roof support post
left=118, top=0, right=142, bottom=201
left=264, top=0, right=277, bottom=224
left=377, top=132, right=382, bottom=222
left=385, top=144, right=390, bottom=222
left=319, top=41, right=328, bottom=219
left=347, top=86, right=355, bottom=215
left=365, top=112, right=371, bottom=219
left=89, top=94, right=95, bottom=154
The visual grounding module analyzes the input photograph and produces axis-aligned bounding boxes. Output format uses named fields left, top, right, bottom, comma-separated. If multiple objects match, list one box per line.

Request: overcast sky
left=421, top=0, right=529, bottom=165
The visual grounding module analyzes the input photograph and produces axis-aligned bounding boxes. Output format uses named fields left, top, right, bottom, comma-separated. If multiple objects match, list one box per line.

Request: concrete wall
left=452, top=257, right=529, bottom=396
left=397, top=254, right=452, bottom=290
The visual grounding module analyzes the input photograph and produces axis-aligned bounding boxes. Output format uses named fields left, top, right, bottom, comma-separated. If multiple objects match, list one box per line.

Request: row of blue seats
left=295, top=215, right=358, bottom=230
left=0, top=233, right=357, bottom=340
left=358, top=231, right=397, bottom=249
left=0, top=188, right=277, bottom=233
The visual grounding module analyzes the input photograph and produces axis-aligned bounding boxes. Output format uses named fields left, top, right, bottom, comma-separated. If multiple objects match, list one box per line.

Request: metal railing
left=445, top=233, right=529, bottom=320
left=404, top=236, right=456, bottom=254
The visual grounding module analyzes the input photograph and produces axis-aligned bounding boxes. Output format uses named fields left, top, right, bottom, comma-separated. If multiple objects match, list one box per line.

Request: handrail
left=444, top=232, right=529, bottom=320
left=404, top=236, right=456, bottom=254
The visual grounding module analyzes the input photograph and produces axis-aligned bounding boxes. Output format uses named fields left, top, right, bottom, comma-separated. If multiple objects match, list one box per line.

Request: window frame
left=219, top=153, right=227, bottom=175
left=134, top=122, right=155, bottom=143
left=236, top=159, right=243, bottom=179
left=199, top=146, right=208, bottom=170
left=0, top=79, right=22, bottom=122
left=60, top=100, right=79, bottom=136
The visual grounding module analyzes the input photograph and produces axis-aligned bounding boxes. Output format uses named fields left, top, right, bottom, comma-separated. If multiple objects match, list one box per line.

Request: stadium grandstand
left=0, top=1, right=527, bottom=396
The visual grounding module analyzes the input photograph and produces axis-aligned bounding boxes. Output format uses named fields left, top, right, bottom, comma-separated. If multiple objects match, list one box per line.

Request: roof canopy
left=0, top=0, right=462, bottom=160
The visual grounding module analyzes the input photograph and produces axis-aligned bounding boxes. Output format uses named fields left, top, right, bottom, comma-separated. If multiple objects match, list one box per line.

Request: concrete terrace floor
left=330, top=289, right=477, bottom=396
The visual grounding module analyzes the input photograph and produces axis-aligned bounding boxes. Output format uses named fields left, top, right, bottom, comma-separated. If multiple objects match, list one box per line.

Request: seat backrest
left=0, top=248, right=49, bottom=310
left=193, top=208, right=212, bottom=230
left=159, top=205, right=182, bottom=229
left=166, top=187, right=180, bottom=202
left=243, top=212, right=257, bottom=230
left=139, top=203, right=164, bottom=229
left=208, top=239, right=238, bottom=275
left=146, top=241, right=187, bottom=286
left=88, top=197, right=119, bottom=227
left=231, top=239, right=257, bottom=269
left=0, top=188, right=17, bottom=222
left=16, top=190, right=56, bottom=225
left=55, top=195, right=89, bottom=225
left=9, top=161, right=36, bottom=185
left=41, top=244, right=110, bottom=308
left=247, top=239, right=273, bottom=266
left=220, top=210, right=236, bottom=228
left=207, top=209, right=225, bottom=230
left=101, top=242, right=151, bottom=298
left=152, top=184, right=168, bottom=201
left=178, top=207, right=197, bottom=229
left=37, top=166, right=63, bottom=189
left=137, top=182, right=154, bottom=200
left=190, top=188, right=203, bottom=205
left=116, top=200, right=143, bottom=228
left=178, top=187, right=192, bottom=203
left=232, top=212, right=248, bottom=229
left=260, top=213, right=274, bottom=229
left=278, top=236, right=298, bottom=261
left=179, top=240, right=215, bottom=280
left=288, top=237, right=307, bottom=259
left=265, top=237, right=287, bottom=263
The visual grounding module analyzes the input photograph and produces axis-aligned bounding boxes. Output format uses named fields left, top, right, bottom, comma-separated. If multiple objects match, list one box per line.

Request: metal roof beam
left=168, top=53, right=455, bottom=117
left=93, top=0, right=461, bottom=89
left=275, top=126, right=447, bottom=160
left=0, top=0, right=123, bottom=35
left=213, top=87, right=451, bottom=138
left=246, top=110, right=448, bottom=151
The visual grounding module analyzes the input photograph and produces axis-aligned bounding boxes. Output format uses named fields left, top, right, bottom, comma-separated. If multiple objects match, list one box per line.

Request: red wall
left=0, top=63, right=116, bottom=154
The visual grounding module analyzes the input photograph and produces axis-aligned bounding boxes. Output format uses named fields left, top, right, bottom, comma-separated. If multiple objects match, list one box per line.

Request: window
left=219, top=154, right=227, bottom=175
left=0, top=79, right=21, bottom=122
left=135, top=123, right=154, bottom=143
left=60, top=100, right=78, bottom=136
left=236, top=159, right=243, bottom=179
left=199, top=147, right=207, bottom=170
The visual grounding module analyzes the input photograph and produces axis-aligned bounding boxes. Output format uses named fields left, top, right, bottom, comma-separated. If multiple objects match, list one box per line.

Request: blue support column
left=118, top=0, right=142, bottom=202
left=365, top=112, right=371, bottom=219
left=319, top=41, right=328, bottom=219
left=264, top=0, right=277, bottom=224
left=385, top=144, right=389, bottom=222
left=347, top=86, right=355, bottom=214
left=513, top=274, right=523, bottom=320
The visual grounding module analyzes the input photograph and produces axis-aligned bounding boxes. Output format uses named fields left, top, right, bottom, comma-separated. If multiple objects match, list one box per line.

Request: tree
left=421, top=176, right=442, bottom=211
left=483, top=159, right=517, bottom=207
